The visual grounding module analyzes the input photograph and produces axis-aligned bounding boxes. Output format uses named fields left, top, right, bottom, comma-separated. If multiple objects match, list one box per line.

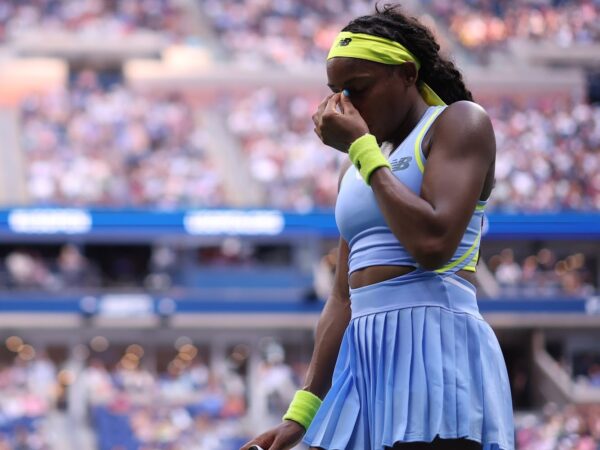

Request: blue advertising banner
left=0, top=208, right=598, bottom=240
left=0, top=294, right=596, bottom=315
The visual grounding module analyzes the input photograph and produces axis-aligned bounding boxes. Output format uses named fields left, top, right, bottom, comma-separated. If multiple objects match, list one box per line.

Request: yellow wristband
left=282, top=390, right=322, bottom=430
left=348, top=133, right=391, bottom=185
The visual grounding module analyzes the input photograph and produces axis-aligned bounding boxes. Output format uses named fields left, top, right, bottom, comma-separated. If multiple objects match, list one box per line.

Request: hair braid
left=342, top=4, right=473, bottom=104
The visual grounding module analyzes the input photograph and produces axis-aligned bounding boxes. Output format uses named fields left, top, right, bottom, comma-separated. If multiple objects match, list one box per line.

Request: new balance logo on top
left=338, top=38, right=352, bottom=47
left=391, top=156, right=412, bottom=171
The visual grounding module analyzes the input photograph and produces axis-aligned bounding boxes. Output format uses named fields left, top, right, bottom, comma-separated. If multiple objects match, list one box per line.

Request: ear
left=393, top=62, right=419, bottom=87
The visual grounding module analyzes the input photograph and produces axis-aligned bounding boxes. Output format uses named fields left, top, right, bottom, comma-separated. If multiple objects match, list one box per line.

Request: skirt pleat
left=304, top=273, right=514, bottom=450
left=439, top=307, right=458, bottom=436
left=478, top=321, right=514, bottom=446
left=310, top=327, right=360, bottom=449
left=466, top=313, right=485, bottom=440
left=381, top=311, right=399, bottom=444
left=406, top=307, right=428, bottom=440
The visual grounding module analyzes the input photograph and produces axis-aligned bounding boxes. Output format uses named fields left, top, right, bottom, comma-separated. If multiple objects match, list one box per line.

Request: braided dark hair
left=343, top=4, right=473, bottom=104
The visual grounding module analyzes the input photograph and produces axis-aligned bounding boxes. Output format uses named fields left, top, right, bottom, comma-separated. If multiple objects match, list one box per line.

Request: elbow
left=413, top=238, right=455, bottom=271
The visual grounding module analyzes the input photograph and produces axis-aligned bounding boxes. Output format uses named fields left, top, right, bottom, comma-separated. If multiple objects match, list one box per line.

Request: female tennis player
left=242, top=4, right=514, bottom=450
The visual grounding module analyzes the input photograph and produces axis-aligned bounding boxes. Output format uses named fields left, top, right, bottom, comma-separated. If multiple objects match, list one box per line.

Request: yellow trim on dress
left=435, top=230, right=481, bottom=274
left=412, top=111, right=486, bottom=273
left=462, top=250, right=480, bottom=272
left=414, top=107, right=445, bottom=174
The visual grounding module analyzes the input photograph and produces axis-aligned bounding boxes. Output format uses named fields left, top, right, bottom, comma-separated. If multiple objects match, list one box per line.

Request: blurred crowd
left=0, top=352, right=56, bottom=450
left=0, top=346, right=247, bottom=450
left=227, top=90, right=600, bottom=212
left=0, top=241, right=298, bottom=294
left=486, top=248, right=596, bottom=297
left=3, top=337, right=600, bottom=449
left=485, top=96, right=600, bottom=212
left=0, top=337, right=309, bottom=450
left=200, top=0, right=373, bottom=67
left=425, top=0, right=600, bottom=54
left=80, top=359, right=248, bottom=450
left=2, top=241, right=598, bottom=298
left=515, top=404, right=600, bottom=450
left=2, top=0, right=599, bottom=61
left=21, top=70, right=225, bottom=208
left=0, top=0, right=185, bottom=44
left=227, top=89, right=343, bottom=211
left=201, top=0, right=599, bottom=64
left=19, top=78, right=600, bottom=212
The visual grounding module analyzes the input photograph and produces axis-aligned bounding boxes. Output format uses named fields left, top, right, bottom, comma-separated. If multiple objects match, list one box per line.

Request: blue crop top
left=335, top=105, right=486, bottom=275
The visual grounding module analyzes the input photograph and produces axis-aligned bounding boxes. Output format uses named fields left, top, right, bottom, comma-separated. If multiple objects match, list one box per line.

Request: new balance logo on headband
left=338, top=38, right=352, bottom=47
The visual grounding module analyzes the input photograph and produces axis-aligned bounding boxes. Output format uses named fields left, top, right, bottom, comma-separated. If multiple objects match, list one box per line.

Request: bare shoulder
left=433, top=100, right=495, bottom=160
left=438, top=100, right=493, bottom=131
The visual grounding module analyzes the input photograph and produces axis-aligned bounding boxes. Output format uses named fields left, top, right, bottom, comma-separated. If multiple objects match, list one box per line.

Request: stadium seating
left=0, top=1, right=599, bottom=449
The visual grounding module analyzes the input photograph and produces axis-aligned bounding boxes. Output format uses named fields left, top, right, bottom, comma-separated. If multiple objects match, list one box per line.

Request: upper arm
left=330, top=159, right=353, bottom=302
left=420, top=101, right=495, bottom=241
left=329, top=237, right=350, bottom=302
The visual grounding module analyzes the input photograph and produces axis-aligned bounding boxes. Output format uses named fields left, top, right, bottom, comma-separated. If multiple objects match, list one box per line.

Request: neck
left=389, top=96, right=429, bottom=150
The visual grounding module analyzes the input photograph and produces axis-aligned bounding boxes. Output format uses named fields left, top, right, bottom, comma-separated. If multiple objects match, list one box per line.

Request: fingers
left=319, top=94, right=342, bottom=135
left=268, top=437, right=284, bottom=450
left=269, top=433, right=298, bottom=450
left=313, top=93, right=339, bottom=141
left=240, top=436, right=271, bottom=450
left=312, top=92, right=363, bottom=147
left=339, top=91, right=356, bottom=115
left=241, top=435, right=285, bottom=450
left=313, top=126, right=322, bottom=140
left=312, top=93, right=334, bottom=127
left=241, top=443, right=266, bottom=450
left=324, top=93, right=341, bottom=115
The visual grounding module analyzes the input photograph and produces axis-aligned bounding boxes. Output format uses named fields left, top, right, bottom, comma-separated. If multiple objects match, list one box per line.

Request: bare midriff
left=349, top=265, right=476, bottom=290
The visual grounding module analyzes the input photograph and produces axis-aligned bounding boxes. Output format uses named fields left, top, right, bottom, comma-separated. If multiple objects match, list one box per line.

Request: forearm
left=302, top=294, right=351, bottom=399
left=369, top=168, right=453, bottom=269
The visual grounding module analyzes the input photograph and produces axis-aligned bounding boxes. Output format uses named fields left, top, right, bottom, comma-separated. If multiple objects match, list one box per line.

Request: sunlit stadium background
left=0, top=0, right=599, bottom=449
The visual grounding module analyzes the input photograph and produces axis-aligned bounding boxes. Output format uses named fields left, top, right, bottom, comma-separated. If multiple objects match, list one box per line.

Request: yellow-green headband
left=327, top=31, right=446, bottom=107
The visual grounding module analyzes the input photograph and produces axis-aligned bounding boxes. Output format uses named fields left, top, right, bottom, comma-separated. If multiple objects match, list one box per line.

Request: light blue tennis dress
left=304, top=106, right=515, bottom=450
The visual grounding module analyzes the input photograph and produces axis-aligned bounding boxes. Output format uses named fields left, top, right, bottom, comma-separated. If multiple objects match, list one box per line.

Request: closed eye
left=344, top=87, right=367, bottom=98
left=326, top=83, right=368, bottom=96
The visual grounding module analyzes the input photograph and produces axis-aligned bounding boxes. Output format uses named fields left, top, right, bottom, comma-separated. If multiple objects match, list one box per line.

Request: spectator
left=56, top=244, right=99, bottom=288
left=494, top=249, right=522, bottom=289
left=4, top=250, right=58, bottom=290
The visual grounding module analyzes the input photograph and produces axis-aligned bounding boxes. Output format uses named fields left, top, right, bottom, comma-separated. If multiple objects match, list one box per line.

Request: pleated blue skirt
left=304, top=270, right=514, bottom=450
